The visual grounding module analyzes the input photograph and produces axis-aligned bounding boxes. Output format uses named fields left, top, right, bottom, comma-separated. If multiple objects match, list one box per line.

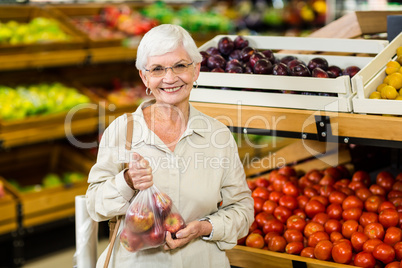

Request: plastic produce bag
left=120, top=185, right=186, bottom=252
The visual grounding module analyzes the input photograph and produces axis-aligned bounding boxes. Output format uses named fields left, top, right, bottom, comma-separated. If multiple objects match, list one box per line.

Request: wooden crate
left=0, top=69, right=97, bottom=133
left=0, top=186, right=18, bottom=235
left=191, top=35, right=387, bottom=112
left=227, top=245, right=355, bottom=268
left=0, top=143, right=94, bottom=228
left=0, top=5, right=85, bottom=54
left=352, top=31, right=402, bottom=115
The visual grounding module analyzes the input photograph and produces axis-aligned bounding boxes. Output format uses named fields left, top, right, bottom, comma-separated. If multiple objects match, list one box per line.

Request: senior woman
left=86, top=24, right=254, bottom=268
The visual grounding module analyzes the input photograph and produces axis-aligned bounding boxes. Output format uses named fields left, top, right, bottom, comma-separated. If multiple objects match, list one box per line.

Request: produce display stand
left=352, top=31, right=402, bottom=115
left=191, top=35, right=388, bottom=112
left=0, top=5, right=85, bottom=54
left=0, top=143, right=94, bottom=228
left=227, top=245, right=355, bottom=268
left=0, top=189, right=18, bottom=236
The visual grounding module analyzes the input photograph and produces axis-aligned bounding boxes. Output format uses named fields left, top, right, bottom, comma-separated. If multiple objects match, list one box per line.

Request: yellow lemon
left=388, top=72, right=402, bottom=90
left=383, top=75, right=390, bottom=84
left=397, top=55, right=402, bottom=65
left=382, top=85, right=398, bottom=99
left=369, top=91, right=381, bottom=99
left=377, top=83, right=387, bottom=92
left=397, top=46, right=402, bottom=57
left=385, top=61, right=401, bottom=75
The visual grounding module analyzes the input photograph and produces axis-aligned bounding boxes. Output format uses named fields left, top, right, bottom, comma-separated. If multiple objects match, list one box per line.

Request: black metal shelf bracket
left=315, top=115, right=334, bottom=142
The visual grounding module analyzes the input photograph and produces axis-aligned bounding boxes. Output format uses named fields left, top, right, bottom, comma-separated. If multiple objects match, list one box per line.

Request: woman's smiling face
left=140, top=45, right=201, bottom=107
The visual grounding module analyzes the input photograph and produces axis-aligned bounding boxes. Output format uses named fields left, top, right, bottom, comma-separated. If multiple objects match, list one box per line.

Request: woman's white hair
left=135, top=24, right=202, bottom=71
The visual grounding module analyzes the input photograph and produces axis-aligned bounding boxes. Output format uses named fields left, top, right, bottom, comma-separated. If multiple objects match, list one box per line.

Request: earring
left=194, top=81, right=198, bottom=89
left=146, top=88, right=152, bottom=96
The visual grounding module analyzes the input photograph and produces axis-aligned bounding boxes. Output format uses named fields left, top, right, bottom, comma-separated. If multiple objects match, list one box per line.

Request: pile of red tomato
left=239, top=165, right=402, bottom=268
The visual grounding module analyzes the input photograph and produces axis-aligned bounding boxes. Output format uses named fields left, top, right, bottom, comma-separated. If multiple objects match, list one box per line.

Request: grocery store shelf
left=191, top=102, right=402, bottom=148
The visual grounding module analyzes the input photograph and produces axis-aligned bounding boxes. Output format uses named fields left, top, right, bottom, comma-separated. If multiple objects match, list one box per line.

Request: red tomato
left=349, top=181, right=367, bottom=191
left=297, top=195, right=310, bottom=210
left=311, top=196, right=329, bottom=207
left=278, top=166, right=297, bottom=177
left=300, top=247, right=315, bottom=258
left=384, top=226, right=402, bottom=246
left=286, top=215, right=307, bottom=232
left=342, top=220, right=360, bottom=239
left=298, top=176, right=313, bottom=189
left=245, top=233, right=265, bottom=249
left=370, top=184, right=387, bottom=196
left=363, top=238, right=383, bottom=253
left=354, top=251, right=376, bottom=268
left=324, top=167, right=343, bottom=181
left=312, top=212, right=330, bottom=226
left=342, top=207, right=363, bottom=221
left=262, top=200, right=277, bottom=214
left=255, top=177, right=270, bottom=188
left=332, top=240, right=353, bottom=264
left=329, top=191, right=347, bottom=204
left=352, top=170, right=371, bottom=187
left=377, top=171, right=395, bottom=193
left=379, top=208, right=400, bottom=228
left=247, top=179, right=257, bottom=191
left=373, top=243, right=396, bottom=264
left=388, top=190, right=402, bottom=199
left=285, top=242, right=304, bottom=255
left=339, top=186, right=355, bottom=196
left=282, top=181, right=299, bottom=197
left=384, top=261, right=400, bottom=268
left=351, top=231, right=369, bottom=252
left=249, top=220, right=258, bottom=233
left=304, top=221, right=325, bottom=238
left=268, top=170, right=279, bottom=184
left=264, top=231, right=280, bottom=246
left=365, top=195, right=385, bottom=213
left=293, top=209, right=307, bottom=220
left=355, top=187, right=373, bottom=202
left=308, top=231, right=330, bottom=247
left=253, top=196, right=265, bottom=214
left=252, top=187, right=270, bottom=200
left=364, top=223, right=385, bottom=240
left=360, top=212, right=379, bottom=227
left=304, top=187, right=318, bottom=198
left=278, top=195, right=298, bottom=210
left=390, top=197, right=402, bottom=208
left=330, top=231, right=344, bottom=243
left=268, top=235, right=286, bottom=252
left=394, top=241, right=402, bottom=261
left=396, top=173, right=402, bottom=182
left=319, top=185, right=335, bottom=197
left=324, top=219, right=342, bottom=234
left=251, top=229, right=263, bottom=235
left=272, top=174, right=289, bottom=192
left=379, top=201, right=397, bottom=213
left=327, top=203, right=343, bottom=220
left=273, top=205, right=292, bottom=223
left=393, top=182, right=402, bottom=192
left=284, top=229, right=304, bottom=243
left=314, top=240, right=333, bottom=261
left=262, top=218, right=284, bottom=235
left=255, top=211, right=273, bottom=228
left=319, top=174, right=336, bottom=186
left=342, top=195, right=364, bottom=210
left=305, top=199, right=326, bottom=219
left=335, top=179, right=352, bottom=189
left=269, top=191, right=284, bottom=203
left=307, top=169, right=323, bottom=184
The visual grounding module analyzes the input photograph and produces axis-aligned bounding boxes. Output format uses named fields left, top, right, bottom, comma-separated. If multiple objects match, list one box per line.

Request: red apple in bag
left=164, top=212, right=186, bottom=239
left=120, top=228, right=145, bottom=252
left=142, top=224, right=166, bottom=247
left=126, top=204, right=154, bottom=233
left=153, top=191, right=173, bottom=217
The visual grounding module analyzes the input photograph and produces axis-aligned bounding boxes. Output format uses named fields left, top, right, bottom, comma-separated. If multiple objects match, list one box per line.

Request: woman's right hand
left=124, top=152, right=153, bottom=191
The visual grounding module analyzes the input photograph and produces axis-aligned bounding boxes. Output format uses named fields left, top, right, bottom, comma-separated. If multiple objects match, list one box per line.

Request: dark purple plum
left=200, top=51, right=209, bottom=67
left=211, top=67, right=225, bottom=72
left=272, top=63, right=290, bottom=76
left=261, top=49, right=275, bottom=64
left=227, top=66, right=243, bottom=73
left=249, top=52, right=266, bottom=68
left=307, top=57, right=328, bottom=71
left=206, top=46, right=220, bottom=55
left=225, top=59, right=243, bottom=71
left=240, top=46, right=255, bottom=62
left=218, top=37, right=234, bottom=56
left=291, top=64, right=311, bottom=77
left=312, top=67, right=329, bottom=78
left=200, top=66, right=210, bottom=72
left=228, top=49, right=242, bottom=61
left=207, top=54, right=226, bottom=70
left=327, top=71, right=336, bottom=78
left=280, top=55, right=297, bottom=66
left=343, top=66, right=361, bottom=78
left=253, top=59, right=273, bottom=74
left=234, top=35, right=249, bottom=50
left=287, top=59, right=306, bottom=70
left=243, top=66, right=253, bottom=74
left=327, top=65, right=342, bottom=77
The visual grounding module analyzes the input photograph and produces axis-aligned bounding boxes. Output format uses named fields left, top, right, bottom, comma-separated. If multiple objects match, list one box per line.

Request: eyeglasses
left=145, top=62, right=194, bottom=77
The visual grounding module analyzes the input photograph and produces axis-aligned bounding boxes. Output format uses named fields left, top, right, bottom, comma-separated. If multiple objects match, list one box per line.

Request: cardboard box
left=190, top=35, right=387, bottom=112
left=352, top=31, right=402, bottom=115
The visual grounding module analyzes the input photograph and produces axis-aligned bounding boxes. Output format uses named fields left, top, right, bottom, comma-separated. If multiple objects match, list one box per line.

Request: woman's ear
left=139, top=70, right=148, bottom=87
left=193, top=62, right=201, bottom=81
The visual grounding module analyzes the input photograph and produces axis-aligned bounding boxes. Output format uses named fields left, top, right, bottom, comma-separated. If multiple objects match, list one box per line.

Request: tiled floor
left=22, top=238, right=108, bottom=268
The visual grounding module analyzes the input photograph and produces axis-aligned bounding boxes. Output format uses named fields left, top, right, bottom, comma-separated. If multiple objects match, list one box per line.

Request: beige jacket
left=86, top=100, right=254, bottom=268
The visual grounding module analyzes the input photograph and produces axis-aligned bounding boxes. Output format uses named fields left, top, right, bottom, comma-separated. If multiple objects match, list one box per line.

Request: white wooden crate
left=190, top=35, right=388, bottom=112
left=352, top=31, right=402, bottom=115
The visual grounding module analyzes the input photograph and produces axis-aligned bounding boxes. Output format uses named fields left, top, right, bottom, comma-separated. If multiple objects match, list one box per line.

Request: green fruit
left=42, top=173, right=63, bottom=188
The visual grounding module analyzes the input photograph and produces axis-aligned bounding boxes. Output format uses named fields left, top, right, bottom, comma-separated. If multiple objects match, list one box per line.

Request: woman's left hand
left=163, top=220, right=211, bottom=250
